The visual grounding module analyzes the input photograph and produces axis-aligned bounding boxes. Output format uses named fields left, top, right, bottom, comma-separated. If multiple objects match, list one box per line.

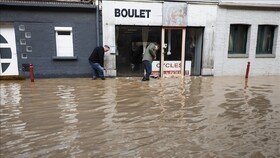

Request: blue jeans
left=143, top=60, right=152, bottom=79
left=89, top=61, right=104, bottom=78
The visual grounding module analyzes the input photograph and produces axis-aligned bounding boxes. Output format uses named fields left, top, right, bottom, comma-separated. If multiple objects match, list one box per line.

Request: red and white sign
left=151, top=60, right=191, bottom=77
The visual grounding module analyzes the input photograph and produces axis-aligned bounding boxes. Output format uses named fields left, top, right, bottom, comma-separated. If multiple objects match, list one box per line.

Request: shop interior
left=115, top=26, right=203, bottom=77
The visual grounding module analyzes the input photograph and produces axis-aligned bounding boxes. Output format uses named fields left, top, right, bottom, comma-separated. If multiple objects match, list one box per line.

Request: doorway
left=157, top=27, right=187, bottom=78
left=185, top=27, right=204, bottom=76
left=156, top=27, right=203, bottom=77
left=115, top=26, right=203, bottom=77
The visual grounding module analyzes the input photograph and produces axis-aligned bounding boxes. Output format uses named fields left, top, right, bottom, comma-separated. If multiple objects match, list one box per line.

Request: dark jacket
left=88, top=46, right=105, bottom=67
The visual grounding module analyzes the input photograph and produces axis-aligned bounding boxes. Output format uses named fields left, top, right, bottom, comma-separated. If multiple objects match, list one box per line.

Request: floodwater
left=0, top=76, right=280, bottom=158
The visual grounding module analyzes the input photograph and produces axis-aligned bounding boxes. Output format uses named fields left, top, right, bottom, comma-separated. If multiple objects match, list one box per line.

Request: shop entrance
left=115, top=26, right=203, bottom=77
left=154, top=27, right=203, bottom=77
left=115, top=26, right=161, bottom=77
left=151, top=27, right=187, bottom=78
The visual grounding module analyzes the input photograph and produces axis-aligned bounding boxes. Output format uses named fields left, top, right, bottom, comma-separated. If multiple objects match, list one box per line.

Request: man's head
left=154, top=43, right=160, bottom=51
left=104, top=45, right=110, bottom=52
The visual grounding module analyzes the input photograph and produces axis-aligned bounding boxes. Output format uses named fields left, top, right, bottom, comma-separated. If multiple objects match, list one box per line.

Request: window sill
left=52, top=56, right=78, bottom=60
left=228, top=54, right=249, bottom=58
left=256, top=54, right=275, bottom=58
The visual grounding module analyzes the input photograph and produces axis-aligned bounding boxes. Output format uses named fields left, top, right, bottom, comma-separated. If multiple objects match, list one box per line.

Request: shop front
left=102, top=1, right=205, bottom=77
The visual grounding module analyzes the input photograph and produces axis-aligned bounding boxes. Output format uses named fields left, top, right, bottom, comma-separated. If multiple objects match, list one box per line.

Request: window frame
left=53, top=27, right=77, bottom=60
left=228, top=24, right=250, bottom=58
left=256, top=25, right=277, bottom=58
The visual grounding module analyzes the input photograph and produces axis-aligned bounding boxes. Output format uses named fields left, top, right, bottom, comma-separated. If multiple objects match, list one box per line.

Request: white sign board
left=103, top=1, right=163, bottom=26
left=151, top=61, right=192, bottom=77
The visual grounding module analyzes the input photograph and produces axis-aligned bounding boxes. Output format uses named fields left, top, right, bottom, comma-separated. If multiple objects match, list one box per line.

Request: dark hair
left=104, top=45, right=110, bottom=49
left=154, top=43, right=160, bottom=48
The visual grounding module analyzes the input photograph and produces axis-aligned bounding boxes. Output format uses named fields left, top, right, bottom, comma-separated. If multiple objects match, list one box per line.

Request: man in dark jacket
left=89, top=45, right=110, bottom=80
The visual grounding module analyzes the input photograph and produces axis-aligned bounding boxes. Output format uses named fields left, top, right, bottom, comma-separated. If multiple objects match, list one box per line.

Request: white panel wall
left=102, top=1, right=163, bottom=76
left=213, top=7, right=280, bottom=76
left=112, top=1, right=162, bottom=25
left=187, top=4, right=218, bottom=75
left=187, top=4, right=217, bottom=27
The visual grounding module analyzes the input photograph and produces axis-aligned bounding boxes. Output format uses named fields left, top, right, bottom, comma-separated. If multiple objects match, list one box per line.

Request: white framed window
left=256, top=25, right=277, bottom=58
left=55, top=27, right=74, bottom=57
left=228, top=24, right=249, bottom=58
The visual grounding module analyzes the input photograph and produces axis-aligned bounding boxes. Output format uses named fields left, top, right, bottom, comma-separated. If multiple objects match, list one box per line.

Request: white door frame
left=160, top=27, right=186, bottom=78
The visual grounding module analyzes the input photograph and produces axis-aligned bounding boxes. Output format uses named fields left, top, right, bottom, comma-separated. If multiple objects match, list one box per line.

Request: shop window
left=115, top=26, right=161, bottom=76
left=228, top=24, right=249, bottom=57
left=256, top=25, right=276, bottom=56
left=53, top=27, right=77, bottom=60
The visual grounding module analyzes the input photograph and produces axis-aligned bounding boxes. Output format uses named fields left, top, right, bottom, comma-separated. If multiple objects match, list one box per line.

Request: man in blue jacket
left=89, top=45, right=110, bottom=80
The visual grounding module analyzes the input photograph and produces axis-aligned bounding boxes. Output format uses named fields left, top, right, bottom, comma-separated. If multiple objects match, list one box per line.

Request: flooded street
left=1, top=76, right=280, bottom=158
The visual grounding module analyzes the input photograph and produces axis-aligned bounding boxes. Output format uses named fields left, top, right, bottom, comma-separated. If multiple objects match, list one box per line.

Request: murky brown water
left=1, top=76, right=280, bottom=158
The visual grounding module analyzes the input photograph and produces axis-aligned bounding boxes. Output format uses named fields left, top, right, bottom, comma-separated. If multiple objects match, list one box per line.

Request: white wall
left=213, top=7, right=280, bottom=76
left=187, top=4, right=218, bottom=75
left=102, top=1, right=163, bottom=76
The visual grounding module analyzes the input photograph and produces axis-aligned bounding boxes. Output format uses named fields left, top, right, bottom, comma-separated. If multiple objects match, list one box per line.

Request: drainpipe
left=95, top=0, right=100, bottom=46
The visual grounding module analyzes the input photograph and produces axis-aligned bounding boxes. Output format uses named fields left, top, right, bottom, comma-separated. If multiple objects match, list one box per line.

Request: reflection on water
left=55, top=85, right=81, bottom=156
left=1, top=76, right=280, bottom=157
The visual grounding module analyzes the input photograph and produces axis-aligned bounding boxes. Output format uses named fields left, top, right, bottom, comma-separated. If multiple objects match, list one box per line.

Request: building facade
left=102, top=0, right=218, bottom=77
left=102, top=0, right=280, bottom=77
left=214, top=0, right=280, bottom=76
left=0, top=0, right=99, bottom=78
left=1, top=0, right=279, bottom=78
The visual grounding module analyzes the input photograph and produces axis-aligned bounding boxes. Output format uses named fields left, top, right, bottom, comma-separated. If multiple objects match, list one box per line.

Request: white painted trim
left=54, top=27, right=72, bottom=31
left=55, top=27, right=74, bottom=57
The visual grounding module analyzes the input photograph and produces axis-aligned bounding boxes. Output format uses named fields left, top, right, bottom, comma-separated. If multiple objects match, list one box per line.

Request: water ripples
left=1, top=76, right=280, bottom=157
